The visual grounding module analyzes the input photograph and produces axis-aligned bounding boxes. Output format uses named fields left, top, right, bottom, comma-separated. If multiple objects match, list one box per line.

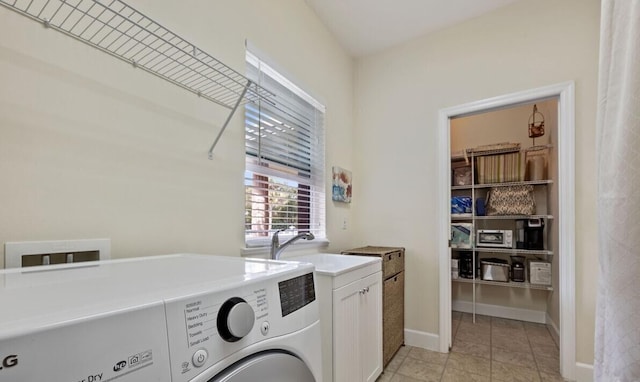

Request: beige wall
left=451, top=101, right=554, bottom=153
left=353, top=0, right=599, bottom=366
left=0, top=0, right=355, bottom=268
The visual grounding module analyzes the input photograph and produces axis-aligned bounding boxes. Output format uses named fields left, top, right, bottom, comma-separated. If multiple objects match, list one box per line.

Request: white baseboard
left=452, top=300, right=547, bottom=323
left=404, top=328, right=440, bottom=352
left=575, top=362, right=594, bottom=382
left=545, top=312, right=560, bottom=347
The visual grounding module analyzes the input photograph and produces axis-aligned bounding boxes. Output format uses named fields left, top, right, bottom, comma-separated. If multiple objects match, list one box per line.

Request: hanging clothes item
left=594, top=1, right=640, bottom=381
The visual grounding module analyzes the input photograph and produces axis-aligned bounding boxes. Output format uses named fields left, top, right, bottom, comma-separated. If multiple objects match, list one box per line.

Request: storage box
left=451, top=259, right=459, bottom=279
left=452, top=162, right=472, bottom=186
left=528, top=260, right=552, bottom=285
left=451, top=196, right=472, bottom=215
left=451, top=223, right=472, bottom=248
left=524, top=145, right=550, bottom=181
left=476, top=152, right=521, bottom=184
left=480, top=258, right=510, bottom=282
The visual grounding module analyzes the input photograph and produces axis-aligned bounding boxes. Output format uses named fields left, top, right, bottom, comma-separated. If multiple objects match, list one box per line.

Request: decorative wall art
left=332, top=166, right=352, bottom=203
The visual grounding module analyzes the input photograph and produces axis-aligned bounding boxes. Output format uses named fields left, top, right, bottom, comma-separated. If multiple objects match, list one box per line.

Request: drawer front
left=383, top=271, right=404, bottom=366
left=383, top=250, right=404, bottom=279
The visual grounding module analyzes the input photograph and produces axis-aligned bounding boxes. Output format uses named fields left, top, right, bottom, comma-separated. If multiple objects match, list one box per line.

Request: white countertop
left=289, top=253, right=381, bottom=276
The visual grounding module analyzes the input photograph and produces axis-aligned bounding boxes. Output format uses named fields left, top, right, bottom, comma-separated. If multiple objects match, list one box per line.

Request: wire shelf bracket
left=0, top=0, right=273, bottom=159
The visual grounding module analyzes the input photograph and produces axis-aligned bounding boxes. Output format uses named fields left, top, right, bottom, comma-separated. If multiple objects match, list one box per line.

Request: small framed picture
left=332, top=166, right=352, bottom=203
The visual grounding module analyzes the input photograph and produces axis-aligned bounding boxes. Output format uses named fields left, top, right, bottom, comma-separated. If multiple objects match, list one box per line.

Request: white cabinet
left=341, top=246, right=405, bottom=367
left=290, top=254, right=382, bottom=382
left=333, top=272, right=382, bottom=382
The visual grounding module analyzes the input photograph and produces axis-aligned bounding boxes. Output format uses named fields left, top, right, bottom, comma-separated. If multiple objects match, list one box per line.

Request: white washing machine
left=0, top=254, right=322, bottom=381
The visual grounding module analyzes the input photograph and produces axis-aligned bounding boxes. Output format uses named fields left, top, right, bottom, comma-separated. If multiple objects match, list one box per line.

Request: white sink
left=290, top=253, right=380, bottom=277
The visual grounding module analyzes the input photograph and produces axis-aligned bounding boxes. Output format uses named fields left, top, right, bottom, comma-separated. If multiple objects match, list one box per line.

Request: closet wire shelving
left=450, top=146, right=555, bottom=322
left=0, top=0, right=274, bottom=158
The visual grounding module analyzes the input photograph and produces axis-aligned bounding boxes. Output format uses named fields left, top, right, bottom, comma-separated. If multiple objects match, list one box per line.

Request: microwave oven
left=476, top=229, right=513, bottom=248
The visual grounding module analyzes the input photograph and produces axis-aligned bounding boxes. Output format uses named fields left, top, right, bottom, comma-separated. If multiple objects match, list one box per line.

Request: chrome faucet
left=270, top=229, right=315, bottom=260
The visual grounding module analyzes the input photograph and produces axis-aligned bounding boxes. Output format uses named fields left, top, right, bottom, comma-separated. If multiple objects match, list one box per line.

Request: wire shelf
left=451, top=214, right=553, bottom=223
left=451, top=179, right=553, bottom=191
left=451, top=146, right=521, bottom=161
left=450, top=247, right=553, bottom=256
left=1, top=0, right=274, bottom=157
left=474, top=214, right=554, bottom=220
left=453, top=277, right=553, bottom=291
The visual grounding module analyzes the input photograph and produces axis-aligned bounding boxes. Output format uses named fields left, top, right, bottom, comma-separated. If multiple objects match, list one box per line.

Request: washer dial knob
left=217, top=297, right=255, bottom=342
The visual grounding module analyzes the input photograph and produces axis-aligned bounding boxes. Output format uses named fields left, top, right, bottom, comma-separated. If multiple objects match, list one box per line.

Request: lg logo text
left=0, top=355, right=18, bottom=370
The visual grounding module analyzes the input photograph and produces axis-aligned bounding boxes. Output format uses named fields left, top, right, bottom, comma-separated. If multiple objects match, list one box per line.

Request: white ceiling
left=304, top=0, right=522, bottom=57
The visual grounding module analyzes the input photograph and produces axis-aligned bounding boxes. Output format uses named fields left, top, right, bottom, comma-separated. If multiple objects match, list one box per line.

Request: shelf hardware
left=208, top=80, right=251, bottom=159
left=0, top=0, right=273, bottom=158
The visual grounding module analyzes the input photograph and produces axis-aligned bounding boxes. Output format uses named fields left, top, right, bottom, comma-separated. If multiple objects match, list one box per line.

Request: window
left=244, top=51, right=325, bottom=246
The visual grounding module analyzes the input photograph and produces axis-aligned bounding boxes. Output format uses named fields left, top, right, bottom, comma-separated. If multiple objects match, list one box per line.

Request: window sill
left=241, top=238, right=330, bottom=259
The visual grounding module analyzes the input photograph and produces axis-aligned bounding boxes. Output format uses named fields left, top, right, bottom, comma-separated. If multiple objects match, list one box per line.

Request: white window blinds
left=244, top=51, right=325, bottom=245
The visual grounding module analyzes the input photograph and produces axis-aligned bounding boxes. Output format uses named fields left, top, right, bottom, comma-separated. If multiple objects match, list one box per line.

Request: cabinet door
left=360, top=272, right=383, bottom=382
left=333, top=278, right=364, bottom=382
left=333, top=272, right=382, bottom=382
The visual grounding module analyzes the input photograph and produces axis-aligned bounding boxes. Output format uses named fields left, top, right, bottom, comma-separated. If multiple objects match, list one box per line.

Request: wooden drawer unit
left=342, top=246, right=405, bottom=367
left=382, top=249, right=404, bottom=279
left=383, top=271, right=404, bottom=367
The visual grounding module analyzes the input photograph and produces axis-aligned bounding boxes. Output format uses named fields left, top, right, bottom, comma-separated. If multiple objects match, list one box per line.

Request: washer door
left=209, top=351, right=315, bottom=382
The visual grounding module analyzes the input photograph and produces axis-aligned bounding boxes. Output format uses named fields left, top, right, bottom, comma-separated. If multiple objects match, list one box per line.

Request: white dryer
left=0, top=254, right=322, bottom=382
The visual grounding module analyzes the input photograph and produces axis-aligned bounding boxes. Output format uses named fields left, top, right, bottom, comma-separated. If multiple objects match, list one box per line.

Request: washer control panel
left=278, top=272, right=316, bottom=317
left=164, top=270, right=318, bottom=381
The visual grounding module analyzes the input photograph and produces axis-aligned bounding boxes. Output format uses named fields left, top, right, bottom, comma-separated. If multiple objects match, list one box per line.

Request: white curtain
left=595, top=1, right=640, bottom=381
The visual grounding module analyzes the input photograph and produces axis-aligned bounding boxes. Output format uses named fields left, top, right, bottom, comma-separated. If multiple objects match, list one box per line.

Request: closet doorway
left=437, top=82, right=576, bottom=379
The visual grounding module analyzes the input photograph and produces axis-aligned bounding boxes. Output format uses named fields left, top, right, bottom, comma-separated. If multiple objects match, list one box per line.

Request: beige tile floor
left=376, top=312, right=569, bottom=382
